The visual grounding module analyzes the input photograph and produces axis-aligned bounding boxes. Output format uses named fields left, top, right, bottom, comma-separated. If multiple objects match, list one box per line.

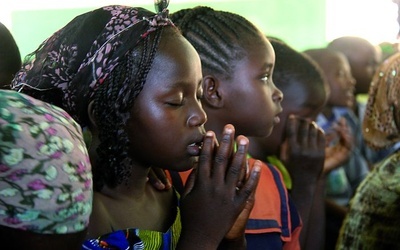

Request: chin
left=261, top=126, right=274, bottom=138
left=172, top=157, right=198, bottom=172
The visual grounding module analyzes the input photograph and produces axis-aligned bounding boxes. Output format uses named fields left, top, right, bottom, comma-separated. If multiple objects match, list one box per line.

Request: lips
left=187, top=141, right=203, bottom=156
left=274, top=108, right=283, bottom=125
left=273, top=116, right=280, bottom=124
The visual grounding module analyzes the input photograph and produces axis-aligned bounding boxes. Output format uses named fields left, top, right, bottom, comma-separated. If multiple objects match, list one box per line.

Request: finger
left=236, top=160, right=261, bottom=204
left=212, top=124, right=235, bottom=179
left=226, top=135, right=249, bottom=190
left=286, top=114, right=298, bottom=147
left=279, top=139, right=289, bottom=163
left=316, top=125, right=326, bottom=150
left=183, top=168, right=197, bottom=197
left=197, top=130, right=216, bottom=181
left=299, top=118, right=310, bottom=147
left=147, top=168, right=169, bottom=190
left=308, top=121, right=319, bottom=149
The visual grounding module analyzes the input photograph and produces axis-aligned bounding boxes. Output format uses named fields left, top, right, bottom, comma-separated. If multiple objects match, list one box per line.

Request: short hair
left=0, top=22, right=21, bottom=85
left=270, top=38, right=326, bottom=98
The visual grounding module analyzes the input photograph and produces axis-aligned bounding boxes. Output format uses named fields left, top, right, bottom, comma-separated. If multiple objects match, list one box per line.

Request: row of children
left=0, top=1, right=399, bottom=249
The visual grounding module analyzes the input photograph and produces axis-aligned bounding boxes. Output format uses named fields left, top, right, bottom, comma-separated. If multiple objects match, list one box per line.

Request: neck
left=99, top=166, right=152, bottom=200
left=321, top=105, right=333, bottom=119
left=89, top=134, right=152, bottom=199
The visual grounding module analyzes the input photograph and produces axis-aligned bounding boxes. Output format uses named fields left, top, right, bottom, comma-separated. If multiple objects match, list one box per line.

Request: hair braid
left=171, top=6, right=263, bottom=78
left=92, top=30, right=164, bottom=191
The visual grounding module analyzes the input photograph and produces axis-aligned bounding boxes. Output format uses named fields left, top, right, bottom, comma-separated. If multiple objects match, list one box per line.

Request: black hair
left=91, top=27, right=176, bottom=191
left=170, top=6, right=263, bottom=78
left=270, top=38, right=326, bottom=96
left=0, top=22, right=21, bottom=87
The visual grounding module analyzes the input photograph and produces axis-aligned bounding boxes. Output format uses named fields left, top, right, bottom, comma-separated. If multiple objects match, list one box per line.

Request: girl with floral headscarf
left=11, top=3, right=261, bottom=250
left=336, top=52, right=400, bottom=249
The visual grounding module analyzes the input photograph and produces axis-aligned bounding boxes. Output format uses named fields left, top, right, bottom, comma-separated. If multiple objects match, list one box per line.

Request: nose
left=187, top=102, right=207, bottom=127
left=349, top=75, right=356, bottom=86
left=272, top=83, right=283, bottom=103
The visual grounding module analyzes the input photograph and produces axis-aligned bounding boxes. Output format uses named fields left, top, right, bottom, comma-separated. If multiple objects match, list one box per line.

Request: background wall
left=0, top=0, right=398, bottom=59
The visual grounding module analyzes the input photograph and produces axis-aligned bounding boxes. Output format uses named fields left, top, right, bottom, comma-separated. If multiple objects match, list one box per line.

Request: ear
left=203, top=75, right=224, bottom=108
left=87, top=100, right=98, bottom=130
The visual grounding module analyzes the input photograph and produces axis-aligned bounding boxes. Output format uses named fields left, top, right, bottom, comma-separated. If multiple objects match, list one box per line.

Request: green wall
left=11, top=0, right=326, bottom=58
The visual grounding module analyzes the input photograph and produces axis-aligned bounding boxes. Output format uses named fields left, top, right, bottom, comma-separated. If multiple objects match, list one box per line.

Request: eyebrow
left=261, top=62, right=274, bottom=71
left=166, top=78, right=203, bottom=90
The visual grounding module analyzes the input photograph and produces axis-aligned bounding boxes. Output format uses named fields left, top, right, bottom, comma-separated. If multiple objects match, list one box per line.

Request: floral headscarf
left=11, top=4, right=173, bottom=127
left=0, top=89, right=92, bottom=234
left=363, top=52, right=400, bottom=149
left=12, top=3, right=176, bottom=190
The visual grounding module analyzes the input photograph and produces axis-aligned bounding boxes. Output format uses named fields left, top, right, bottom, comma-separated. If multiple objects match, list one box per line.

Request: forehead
left=152, top=30, right=201, bottom=75
left=236, top=37, right=275, bottom=69
left=141, top=30, right=202, bottom=91
left=247, top=36, right=274, bottom=56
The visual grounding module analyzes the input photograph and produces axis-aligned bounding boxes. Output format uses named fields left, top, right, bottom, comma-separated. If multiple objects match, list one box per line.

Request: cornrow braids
left=171, top=6, right=263, bottom=78
left=92, top=29, right=164, bottom=191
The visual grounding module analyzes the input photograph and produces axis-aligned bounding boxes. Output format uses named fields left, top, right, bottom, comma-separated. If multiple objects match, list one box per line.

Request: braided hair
left=170, top=6, right=264, bottom=78
left=92, top=30, right=164, bottom=190
left=11, top=5, right=177, bottom=191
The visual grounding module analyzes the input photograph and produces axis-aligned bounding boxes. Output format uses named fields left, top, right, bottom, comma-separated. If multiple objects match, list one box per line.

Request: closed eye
left=166, top=100, right=184, bottom=107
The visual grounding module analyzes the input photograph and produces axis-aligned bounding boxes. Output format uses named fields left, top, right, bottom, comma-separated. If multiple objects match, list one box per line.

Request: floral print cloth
left=336, top=53, right=400, bottom=249
left=11, top=5, right=173, bottom=127
left=0, top=89, right=92, bottom=234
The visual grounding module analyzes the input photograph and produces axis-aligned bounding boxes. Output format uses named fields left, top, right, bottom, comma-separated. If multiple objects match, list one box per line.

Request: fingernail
left=253, top=160, right=262, bottom=173
left=238, top=137, right=248, bottom=152
left=223, top=127, right=233, bottom=140
left=165, top=180, right=172, bottom=189
left=224, top=127, right=233, bottom=135
left=206, top=131, right=214, bottom=137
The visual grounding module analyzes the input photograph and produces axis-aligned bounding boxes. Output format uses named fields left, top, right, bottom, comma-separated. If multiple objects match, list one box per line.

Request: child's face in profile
left=125, top=31, right=207, bottom=171
left=264, top=80, right=326, bottom=150
left=218, top=38, right=283, bottom=138
left=326, top=54, right=355, bottom=108
left=349, top=46, right=381, bottom=94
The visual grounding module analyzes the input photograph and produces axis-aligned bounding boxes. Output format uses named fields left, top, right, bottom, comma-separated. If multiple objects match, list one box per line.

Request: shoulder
left=86, top=192, right=112, bottom=239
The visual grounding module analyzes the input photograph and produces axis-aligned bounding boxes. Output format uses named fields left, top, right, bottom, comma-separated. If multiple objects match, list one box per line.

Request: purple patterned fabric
left=0, top=89, right=92, bottom=234
left=11, top=5, right=173, bottom=127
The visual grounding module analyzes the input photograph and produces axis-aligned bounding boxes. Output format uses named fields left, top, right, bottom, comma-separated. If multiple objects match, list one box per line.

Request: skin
left=198, top=34, right=293, bottom=248
left=324, top=53, right=356, bottom=109
left=304, top=49, right=356, bottom=117
left=249, top=73, right=326, bottom=250
left=202, top=36, right=283, bottom=141
left=87, top=30, right=260, bottom=250
left=249, top=43, right=353, bottom=250
left=249, top=81, right=326, bottom=157
left=306, top=48, right=359, bottom=250
left=327, top=37, right=380, bottom=95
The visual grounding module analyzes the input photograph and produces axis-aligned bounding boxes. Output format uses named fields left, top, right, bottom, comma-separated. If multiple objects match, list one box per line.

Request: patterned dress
left=82, top=192, right=181, bottom=250
left=336, top=150, right=400, bottom=249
